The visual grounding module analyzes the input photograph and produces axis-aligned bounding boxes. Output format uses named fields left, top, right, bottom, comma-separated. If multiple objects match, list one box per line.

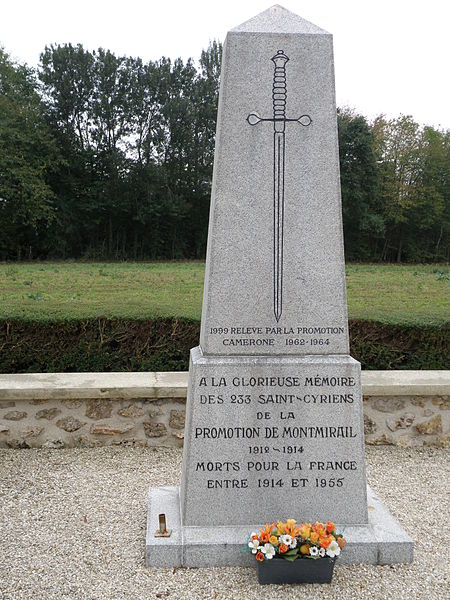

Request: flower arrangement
left=248, top=519, right=346, bottom=562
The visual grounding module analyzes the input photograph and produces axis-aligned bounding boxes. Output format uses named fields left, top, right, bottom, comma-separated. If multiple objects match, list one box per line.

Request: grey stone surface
left=146, top=485, right=413, bottom=567
left=3, top=411, right=27, bottom=420
left=367, top=486, right=414, bottom=564
left=0, top=370, right=447, bottom=401
left=146, top=5, right=414, bottom=568
left=231, top=5, right=329, bottom=34
left=180, top=348, right=368, bottom=526
left=199, top=5, right=348, bottom=356
left=146, top=486, right=182, bottom=567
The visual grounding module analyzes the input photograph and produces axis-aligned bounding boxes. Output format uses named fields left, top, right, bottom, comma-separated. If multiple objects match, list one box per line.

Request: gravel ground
left=0, top=446, right=448, bottom=600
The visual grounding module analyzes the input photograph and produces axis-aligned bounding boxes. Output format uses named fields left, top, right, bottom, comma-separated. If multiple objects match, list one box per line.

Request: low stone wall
left=0, top=371, right=448, bottom=448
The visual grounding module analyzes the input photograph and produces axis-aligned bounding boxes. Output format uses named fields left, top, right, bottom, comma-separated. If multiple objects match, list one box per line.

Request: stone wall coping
left=0, top=370, right=448, bottom=401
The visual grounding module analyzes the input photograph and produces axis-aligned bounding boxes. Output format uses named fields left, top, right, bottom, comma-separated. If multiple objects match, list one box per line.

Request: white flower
left=326, top=540, right=341, bottom=558
left=280, top=534, right=293, bottom=546
left=319, top=547, right=326, bottom=557
left=261, top=543, right=276, bottom=559
left=309, top=546, right=319, bottom=557
left=289, top=538, right=297, bottom=549
left=248, top=539, right=261, bottom=554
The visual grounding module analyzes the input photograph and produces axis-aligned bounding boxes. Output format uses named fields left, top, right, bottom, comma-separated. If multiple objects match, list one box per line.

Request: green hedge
left=0, top=318, right=448, bottom=373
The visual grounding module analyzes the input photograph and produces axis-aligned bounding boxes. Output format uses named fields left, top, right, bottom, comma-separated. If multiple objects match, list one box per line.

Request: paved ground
left=0, top=446, right=448, bottom=599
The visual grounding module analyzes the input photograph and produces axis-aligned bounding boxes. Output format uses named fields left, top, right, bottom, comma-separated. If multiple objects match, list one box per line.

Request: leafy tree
left=373, top=115, right=449, bottom=261
left=0, top=49, right=63, bottom=259
left=1, top=39, right=446, bottom=263
left=338, top=108, right=383, bottom=260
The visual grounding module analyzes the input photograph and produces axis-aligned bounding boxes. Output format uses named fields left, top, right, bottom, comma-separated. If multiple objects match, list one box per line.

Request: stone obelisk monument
left=146, top=5, right=413, bottom=567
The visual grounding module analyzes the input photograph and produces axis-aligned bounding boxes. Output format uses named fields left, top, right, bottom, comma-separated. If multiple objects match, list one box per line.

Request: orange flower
left=269, top=535, right=279, bottom=547
left=310, top=532, right=319, bottom=543
left=300, top=543, right=310, bottom=555
left=338, top=537, right=346, bottom=550
left=326, top=521, right=335, bottom=534
left=256, top=551, right=264, bottom=562
left=314, top=522, right=326, bottom=535
left=251, top=534, right=259, bottom=541
left=320, top=537, right=332, bottom=550
left=279, top=543, right=288, bottom=554
left=259, top=522, right=274, bottom=544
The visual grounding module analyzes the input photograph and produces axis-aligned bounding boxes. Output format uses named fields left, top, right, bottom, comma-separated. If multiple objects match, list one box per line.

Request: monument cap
left=230, top=5, right=330, bottom=35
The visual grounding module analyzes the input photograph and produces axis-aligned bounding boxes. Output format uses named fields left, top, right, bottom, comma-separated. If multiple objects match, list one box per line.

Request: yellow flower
left=310, top=532, right=319, bottom=543
left=269, top=535, right=279, bottom=546
left=299, top=525, right=311, bottom=539
left=276, top=521, right=286, bottom=534
left=300, top=543, right=310, bottom=555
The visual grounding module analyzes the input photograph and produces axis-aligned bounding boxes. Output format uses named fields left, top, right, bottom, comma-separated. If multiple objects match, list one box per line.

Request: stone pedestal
left=180, top=349, right=368, bottom=526
left=146, top=485, right=413, bottom=567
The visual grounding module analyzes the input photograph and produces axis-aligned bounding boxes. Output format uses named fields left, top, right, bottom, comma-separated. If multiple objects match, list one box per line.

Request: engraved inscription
left=188, top=369, right=363, bottom=497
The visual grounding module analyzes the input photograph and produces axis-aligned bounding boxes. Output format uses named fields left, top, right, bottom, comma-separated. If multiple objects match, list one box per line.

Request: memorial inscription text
left=187, top=368, right=363, bottom=497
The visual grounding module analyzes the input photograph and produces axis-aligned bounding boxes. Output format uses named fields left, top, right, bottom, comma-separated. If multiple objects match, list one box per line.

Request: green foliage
left=0, top=42, right=448, bottom=263
left=338, top=109, right=383, bottom=260
left=34, top=42, right=222, bottom=260
left=0, top=318, right=446, bottom=373
left=0, top=49, right=63, bottom=258
left=372, top=115, right=449, bottom=262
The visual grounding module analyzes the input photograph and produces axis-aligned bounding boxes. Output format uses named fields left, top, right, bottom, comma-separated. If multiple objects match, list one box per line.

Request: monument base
left=145, top=485, right=413, bottom=567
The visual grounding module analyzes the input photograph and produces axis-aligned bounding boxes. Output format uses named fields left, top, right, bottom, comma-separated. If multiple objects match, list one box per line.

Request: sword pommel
left=271, top=50, right=289, bottom=133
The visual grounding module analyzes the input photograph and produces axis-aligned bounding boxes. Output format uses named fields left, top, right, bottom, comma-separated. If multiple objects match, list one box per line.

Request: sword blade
left=273, top=130, right=285, bottom=322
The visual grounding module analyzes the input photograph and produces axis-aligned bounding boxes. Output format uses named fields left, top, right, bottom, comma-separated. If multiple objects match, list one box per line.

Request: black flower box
left=257, top=557, right=336, bottom=585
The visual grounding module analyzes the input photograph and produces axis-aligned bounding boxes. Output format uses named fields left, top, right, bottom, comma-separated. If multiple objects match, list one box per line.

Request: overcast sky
left=2, top=0, right=449, bottom=128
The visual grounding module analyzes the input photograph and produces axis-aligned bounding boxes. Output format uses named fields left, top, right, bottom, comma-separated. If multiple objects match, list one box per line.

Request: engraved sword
left=247, top=50, right=312, bottom=322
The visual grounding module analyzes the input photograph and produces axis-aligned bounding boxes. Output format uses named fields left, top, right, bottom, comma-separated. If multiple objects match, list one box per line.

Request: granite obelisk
left=146, top=5, right=413, bottom=567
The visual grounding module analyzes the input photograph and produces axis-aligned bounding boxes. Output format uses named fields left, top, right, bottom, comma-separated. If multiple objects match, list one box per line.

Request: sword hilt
left=271, top=50, right=289, bottom=132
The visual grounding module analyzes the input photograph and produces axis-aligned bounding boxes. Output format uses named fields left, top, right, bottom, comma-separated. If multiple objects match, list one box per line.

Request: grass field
left=0, top=261, right=448, bottom=325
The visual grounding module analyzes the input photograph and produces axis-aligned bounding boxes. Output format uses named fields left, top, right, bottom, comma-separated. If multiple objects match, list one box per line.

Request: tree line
left=0, top=43, right=448, bottom=262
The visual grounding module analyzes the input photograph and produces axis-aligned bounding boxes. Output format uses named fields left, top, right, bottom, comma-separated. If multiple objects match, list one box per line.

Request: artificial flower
left=320, top=537, right=332, bottom=550
left=248, top=519, right=345, bottom=563
left=280, top=534, right=293, bottom=546
left=259, top=522, right=274, bottom=544
left=276, top=521, right=286, bottom=535
left=269, top=535, right=279, bottom=546
left=300, top=543, right=310, bottom=555
left=261, top=543, right=276, bottom=559
left=326, top=540, right=341, bottom=558
left=299, top=524, right=311, bottom=539
left=326, top=521, right=335, bottom=533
